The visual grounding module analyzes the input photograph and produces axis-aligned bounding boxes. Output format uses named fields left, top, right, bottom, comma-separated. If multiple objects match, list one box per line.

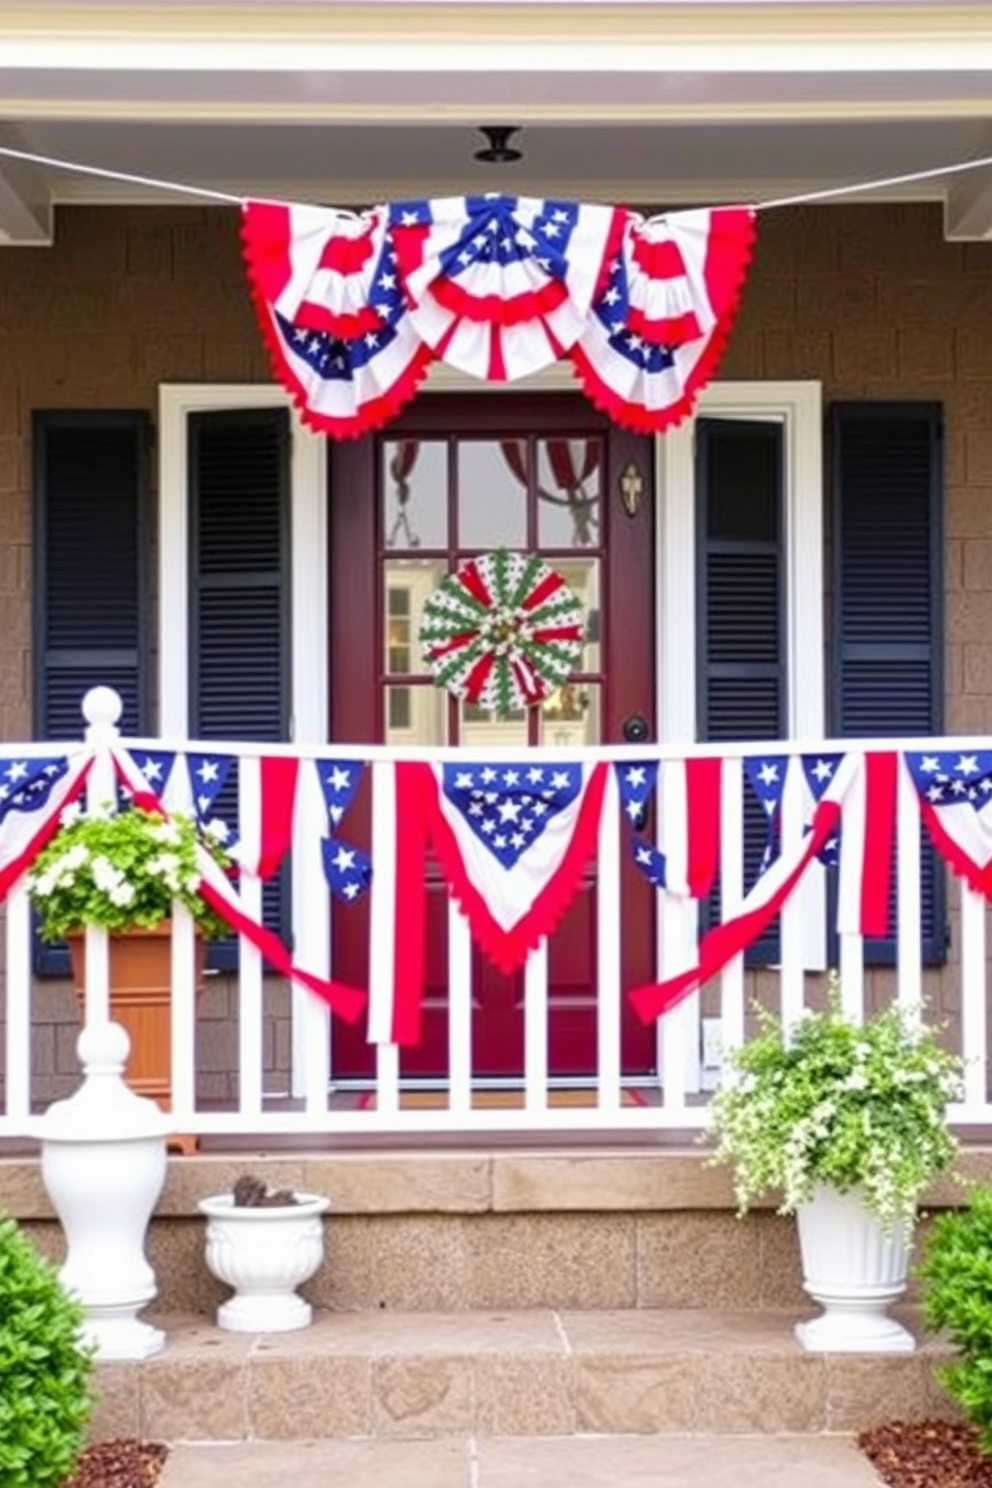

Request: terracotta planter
left=66, top=924, right=206, bottom=1110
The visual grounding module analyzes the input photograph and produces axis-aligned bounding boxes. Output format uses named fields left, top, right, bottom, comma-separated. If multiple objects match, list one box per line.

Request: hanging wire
left=1, top=140, right=992, bottom=217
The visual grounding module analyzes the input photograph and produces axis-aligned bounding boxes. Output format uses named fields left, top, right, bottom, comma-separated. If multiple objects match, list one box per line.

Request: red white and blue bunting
left=17, top=740, right=992, bottom=1048
left=241, top=194, right=755, bottom=439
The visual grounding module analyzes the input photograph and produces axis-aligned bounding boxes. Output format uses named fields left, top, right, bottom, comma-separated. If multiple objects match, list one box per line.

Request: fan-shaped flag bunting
left=242, top=200, right=434, bottom=438
left=388, top=193, right=623, bottom=381
left=571, top=205, right=755, bottom=434
left=241, top=194, right=756, bottom=438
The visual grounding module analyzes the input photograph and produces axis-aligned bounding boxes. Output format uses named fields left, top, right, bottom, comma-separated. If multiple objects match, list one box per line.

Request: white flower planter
left=198, top=1192, right=329, bottom=1333
left=794, top=1183, right=915, bottom=1353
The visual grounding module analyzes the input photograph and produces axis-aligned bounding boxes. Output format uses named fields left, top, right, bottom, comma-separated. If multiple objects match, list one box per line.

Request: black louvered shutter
left=831, top=402, right=945, bottom=965
left=33, top=411, right=151, bottom=973
left=33, top=412, right=150, bottom=738
left=696, top=419, right=785, bottom=960
left=188, top=408, right=292, bottom=959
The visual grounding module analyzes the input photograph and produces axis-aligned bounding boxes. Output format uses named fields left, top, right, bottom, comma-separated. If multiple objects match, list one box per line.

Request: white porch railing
left=1, top=688, right=990, bottom=1141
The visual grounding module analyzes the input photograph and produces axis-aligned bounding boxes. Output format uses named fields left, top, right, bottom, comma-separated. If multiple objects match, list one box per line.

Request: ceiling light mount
left=474, top=126, right=523, bottom=165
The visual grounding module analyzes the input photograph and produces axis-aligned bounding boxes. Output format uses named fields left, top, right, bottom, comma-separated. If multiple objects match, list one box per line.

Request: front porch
left=3, top=691, right=986, bottom=1451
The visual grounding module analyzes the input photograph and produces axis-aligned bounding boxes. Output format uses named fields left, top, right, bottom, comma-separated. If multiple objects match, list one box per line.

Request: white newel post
left=39, top=1022, right=171, bottom=1360
left=794, top=1184, right=914, bottom=1353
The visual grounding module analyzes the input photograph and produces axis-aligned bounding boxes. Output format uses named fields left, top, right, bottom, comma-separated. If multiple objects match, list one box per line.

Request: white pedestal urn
left=794, top=1183, right=915, bottom=1353
left=39, top=1021, right=171, bottom=1361
left=198, top=1191, right=330, bottom=1332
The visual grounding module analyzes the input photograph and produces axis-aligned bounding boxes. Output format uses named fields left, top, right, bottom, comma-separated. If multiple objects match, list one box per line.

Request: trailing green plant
left=707, top=984, right=963, bottom=1232
left=919, top=1184, right=992, bottom=1451
left=27, top=801, right=232, bottom=941
left=0, top=1215, right=95, bottom=1488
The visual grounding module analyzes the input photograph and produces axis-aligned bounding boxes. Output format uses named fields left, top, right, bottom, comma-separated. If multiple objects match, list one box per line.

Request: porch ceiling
left=1, top=2, right=992, bottom=242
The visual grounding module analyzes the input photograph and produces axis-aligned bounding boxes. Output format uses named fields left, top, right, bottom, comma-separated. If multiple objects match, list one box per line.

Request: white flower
left=91, top=855, right=126, bottom=893
left=59, top=801, right=83, bottom=827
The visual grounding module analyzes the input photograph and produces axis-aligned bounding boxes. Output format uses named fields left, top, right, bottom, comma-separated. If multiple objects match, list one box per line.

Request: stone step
left=91, top=1307, right=956, bottom=1444
left=158, top=1434, right=885, bottom=1488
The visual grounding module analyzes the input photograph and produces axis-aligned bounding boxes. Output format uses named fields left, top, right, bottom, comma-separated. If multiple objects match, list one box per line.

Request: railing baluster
left=596, top=766, right=622, bottom=1112
left=779, top=756, right=806, bottom=1026
left=376, top=1040, right=401, bottom=1114
left=294, top=760, right=330, bottom=1114
left=524, top=938, right=549, bottom=1114
left=236, top=756, right=264, bottom=1117
left=448, top=902, right=473, bottom=1114
left=82, top=741, right=115, bottom=1027
left=5, top=884, right=31, bottom=1121
left=718, top=758, right=745, bottom=1062
left=660, top=759, right=694, bottom=1114
left=960, top=880, right=988, bottom=1112
left=895, top=756, right=922, bottom=1018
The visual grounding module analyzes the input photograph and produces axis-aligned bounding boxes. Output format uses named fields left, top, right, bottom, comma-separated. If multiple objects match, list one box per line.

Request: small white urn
left=39, top=1021, right=170, bottom=1360
left=198, top=1191, right=329, bottom=1332
left=795, top=1183, right=914, bottom=1353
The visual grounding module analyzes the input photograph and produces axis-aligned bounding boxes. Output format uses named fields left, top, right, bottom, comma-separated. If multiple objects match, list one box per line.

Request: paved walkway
left=160, top=1434, right=882, bottom=1486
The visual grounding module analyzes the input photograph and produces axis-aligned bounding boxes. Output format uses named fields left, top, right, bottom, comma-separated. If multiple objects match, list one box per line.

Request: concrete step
left=158, top=1434, right=885, bottom=1488
left=91, top=1307, right=956, bottom=1444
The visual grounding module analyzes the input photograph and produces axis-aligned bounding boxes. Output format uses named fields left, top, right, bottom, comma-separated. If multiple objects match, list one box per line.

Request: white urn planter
left=794, top=1183, right=915, bottom=1353
left=198, top=1190, right=329, bottom=1332
left=39, top=1021, right=170, bottom=1361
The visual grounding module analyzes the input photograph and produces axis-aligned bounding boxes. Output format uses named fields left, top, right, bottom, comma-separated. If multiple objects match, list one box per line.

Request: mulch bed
left=859, top=1421, right=992, bottom=1487
left=65, top=1440, right=168, bottom=1488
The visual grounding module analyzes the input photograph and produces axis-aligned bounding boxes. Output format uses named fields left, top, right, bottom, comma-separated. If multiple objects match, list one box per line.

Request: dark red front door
left=329, top=392, right=656, bottom=1081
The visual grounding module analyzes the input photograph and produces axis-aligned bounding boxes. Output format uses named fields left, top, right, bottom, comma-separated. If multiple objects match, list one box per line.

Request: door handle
left=622, top=714, right=650, bottom=745
left=622, top=714, right=651, bottom=829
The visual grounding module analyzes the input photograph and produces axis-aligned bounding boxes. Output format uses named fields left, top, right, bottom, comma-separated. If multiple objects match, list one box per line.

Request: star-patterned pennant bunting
left=186, top=752, right=235, bottom=821
left=125, top=749, right=178, bottom=804
left=905, top=748, right=992, bottom=897
left=802, top=753, right=846, bottom=868
left=614, top=758, right=722, bottom=899
left=0, top=750, right=92, bottom=902
left=367, top=759, right=608, bottom=1046
left=316, top=759, right=371, bottom=903
left=744, top=753, right=788, bottom=882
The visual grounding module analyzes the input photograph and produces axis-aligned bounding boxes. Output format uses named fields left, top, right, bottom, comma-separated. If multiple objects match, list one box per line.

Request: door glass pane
left=459, top=700, right=528, bottom=749
left=382, top=439, right=447, bottom=550
left=557, top=557, right=602, bottom=673
left=537, top=436, right=602, bottom=549
left=457, top=440, right=527, bottom=550
left=539, top=681, right=601, bottom=747
left=382, top=557, right=448, bottom=673
left=385, top=684, right=446, bottom=746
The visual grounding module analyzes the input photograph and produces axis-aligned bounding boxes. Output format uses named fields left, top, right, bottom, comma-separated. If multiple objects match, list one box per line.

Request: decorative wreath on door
left=419, top=549, right=585, bottom=717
